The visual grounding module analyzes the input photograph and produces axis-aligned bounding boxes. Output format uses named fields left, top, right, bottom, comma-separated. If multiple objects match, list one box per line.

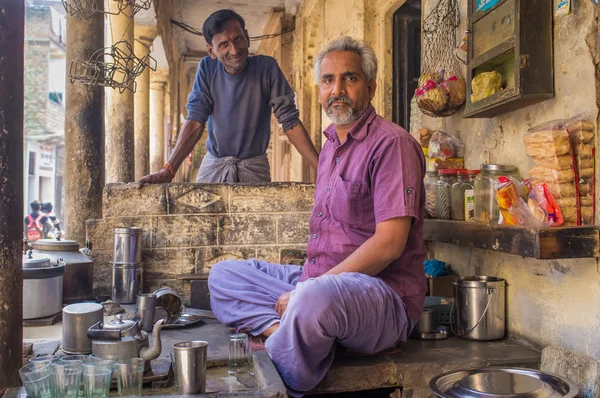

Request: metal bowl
left=430, top=367, right=578, bottom=398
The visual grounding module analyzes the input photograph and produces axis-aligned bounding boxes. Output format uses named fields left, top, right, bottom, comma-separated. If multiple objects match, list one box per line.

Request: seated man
left=208, top=36, right=426, bottom=396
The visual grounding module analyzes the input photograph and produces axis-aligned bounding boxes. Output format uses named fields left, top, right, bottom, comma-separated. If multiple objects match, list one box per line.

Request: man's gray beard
left=326, top=102, right=368, bottom=125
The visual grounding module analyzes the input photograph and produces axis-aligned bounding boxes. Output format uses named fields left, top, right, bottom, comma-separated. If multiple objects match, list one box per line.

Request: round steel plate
left=430, top=367, right=578, bottom=398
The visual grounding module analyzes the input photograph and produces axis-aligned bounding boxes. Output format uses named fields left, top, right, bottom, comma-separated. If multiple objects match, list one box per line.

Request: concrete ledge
left=311, top=338, right=541, bottom=395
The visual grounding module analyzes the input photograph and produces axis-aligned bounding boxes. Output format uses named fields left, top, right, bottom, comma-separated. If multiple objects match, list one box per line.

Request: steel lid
left=63, top=303, right=103, bottom=315
left=102, top=314, right=138, bottom=331
left=453, top=276, right=506, bottom=288
left=480, top=164, right=516, bottom=172
left=430, top=367, right=578, bottom=398
left=32, top=237, right=80, bottom=252
left=22, top=251, right=51, bottom=269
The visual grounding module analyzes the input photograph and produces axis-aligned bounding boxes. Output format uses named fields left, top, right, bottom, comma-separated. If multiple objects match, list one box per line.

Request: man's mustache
left=327, top=96, right=353, bottom=108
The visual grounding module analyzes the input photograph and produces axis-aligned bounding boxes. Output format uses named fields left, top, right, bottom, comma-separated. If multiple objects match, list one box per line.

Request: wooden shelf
left=423, top=220, right=600, bottom=259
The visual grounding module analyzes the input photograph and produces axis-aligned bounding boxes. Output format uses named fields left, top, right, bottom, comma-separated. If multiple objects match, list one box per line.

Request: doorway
left=392, top=0, right=422, bottom=130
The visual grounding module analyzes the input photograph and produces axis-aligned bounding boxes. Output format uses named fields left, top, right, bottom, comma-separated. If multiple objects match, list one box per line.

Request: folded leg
left=208, top=259, right=303, bottom=335
left=265, top=272, right=411, bottom=396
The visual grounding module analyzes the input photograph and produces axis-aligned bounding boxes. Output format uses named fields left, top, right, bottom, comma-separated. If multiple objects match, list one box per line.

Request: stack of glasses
left=18, top=355, right=145, bottom=397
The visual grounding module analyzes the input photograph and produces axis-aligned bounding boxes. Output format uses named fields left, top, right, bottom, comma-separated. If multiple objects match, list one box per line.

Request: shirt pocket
left=329, top=175, right=366, bottom=226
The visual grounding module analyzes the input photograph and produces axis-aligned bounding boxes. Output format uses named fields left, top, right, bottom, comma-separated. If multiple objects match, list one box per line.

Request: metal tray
left=161, top=313, right=205, bottom=329
left=430, top=367, right=578, bottom=398
left=411, top=326, right=450, bottom=340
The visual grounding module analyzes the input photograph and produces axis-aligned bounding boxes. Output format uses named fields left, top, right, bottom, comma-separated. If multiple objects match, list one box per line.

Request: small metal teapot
left=87, top=314, right=165, bottom=371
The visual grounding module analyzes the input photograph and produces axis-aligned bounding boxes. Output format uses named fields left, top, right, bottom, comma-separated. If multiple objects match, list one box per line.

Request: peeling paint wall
left=289, top=0, right=600, bottom=360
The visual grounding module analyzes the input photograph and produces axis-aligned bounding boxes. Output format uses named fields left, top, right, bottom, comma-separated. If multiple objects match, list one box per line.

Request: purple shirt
left=298, top=105, right=427, bottom=320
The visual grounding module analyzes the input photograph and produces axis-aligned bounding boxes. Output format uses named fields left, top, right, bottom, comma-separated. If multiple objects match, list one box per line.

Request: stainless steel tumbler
left=173, top=341, right=208, bottom=394
left=135, top=293, right=156, bottom=332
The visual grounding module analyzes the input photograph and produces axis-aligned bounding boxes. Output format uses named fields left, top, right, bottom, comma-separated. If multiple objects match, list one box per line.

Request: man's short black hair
left=41, top=202, right=53, bottom=212
left=30, top=200, right=40, bottom=211
left=202, top=9, right=246, bottom=45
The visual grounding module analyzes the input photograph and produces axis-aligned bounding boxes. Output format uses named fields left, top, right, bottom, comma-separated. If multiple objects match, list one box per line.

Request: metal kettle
left=87, top=314, right=165, bottom=371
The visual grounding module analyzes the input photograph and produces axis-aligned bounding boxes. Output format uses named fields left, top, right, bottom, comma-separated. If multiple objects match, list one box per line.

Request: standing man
left=140, top=9, right=318, bottom=184
left=207, top=36, right=427, bottom=395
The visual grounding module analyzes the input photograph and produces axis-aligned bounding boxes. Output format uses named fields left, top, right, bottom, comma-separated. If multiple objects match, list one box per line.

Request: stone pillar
left=107, top=5, right=134, bottom=183
left=133, top=27, right=156, bottom=180
left=65, top=3, right=105, bottom=247
left=149, top=79, right=166, bottom=173
left=0, top=0, right=24, bottom=388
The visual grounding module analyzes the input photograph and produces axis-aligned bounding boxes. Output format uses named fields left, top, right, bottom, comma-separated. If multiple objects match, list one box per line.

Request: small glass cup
left=83, top=359, right=114, bottom=398
left=229, top=333, right=250, bottom=372
left=52, top=360, right=83, bottom=398
left=29, top=355, right=59, bottom=364
left=115, top=358, right=145, bottom=397
left=19, top=360, right=53, bottom=398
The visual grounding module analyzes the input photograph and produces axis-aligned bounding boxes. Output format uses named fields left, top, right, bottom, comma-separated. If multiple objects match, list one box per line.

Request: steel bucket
left=452, top=276, right=506, bottom=341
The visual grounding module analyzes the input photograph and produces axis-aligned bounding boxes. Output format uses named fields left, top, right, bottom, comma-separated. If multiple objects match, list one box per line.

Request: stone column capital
left=134, top=25, right=157, bottom=46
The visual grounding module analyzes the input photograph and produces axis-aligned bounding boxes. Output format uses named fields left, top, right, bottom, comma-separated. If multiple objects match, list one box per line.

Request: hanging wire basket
left=416, top=0, right=466, bottom=118
left=61, top=0, right=152, bottom=20
left=69, top=40, right=157, bottom=93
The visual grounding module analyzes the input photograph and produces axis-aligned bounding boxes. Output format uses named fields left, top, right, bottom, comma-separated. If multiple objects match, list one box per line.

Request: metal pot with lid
left=87, top=314, right=165, bottom=371
left=22, top=250, right=65, bottom=319
left=430, top=367, right=578, bottom=398
left=32, top=236, right=93, bottom=303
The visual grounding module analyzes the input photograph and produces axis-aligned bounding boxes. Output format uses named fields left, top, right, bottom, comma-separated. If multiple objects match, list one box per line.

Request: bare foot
left=262, top=322, right=280, bottom=337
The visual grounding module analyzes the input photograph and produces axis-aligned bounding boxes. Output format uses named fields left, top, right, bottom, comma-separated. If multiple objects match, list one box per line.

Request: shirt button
left=407, top=187, right=414, bottom=194
left=318, top=211, right=323, bottom=217
left=327, top=186, right=330, bottom=192
left=313, top=234, right=317, bottom=239
left=335, top=157, right=340, bottom=163
left=310, top=258, right=316, bottom=264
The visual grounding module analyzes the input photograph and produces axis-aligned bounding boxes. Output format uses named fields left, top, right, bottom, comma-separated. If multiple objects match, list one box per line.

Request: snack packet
left=494, top=176, right=543, bottom=227
left=428, top=130, right=465, bottom=160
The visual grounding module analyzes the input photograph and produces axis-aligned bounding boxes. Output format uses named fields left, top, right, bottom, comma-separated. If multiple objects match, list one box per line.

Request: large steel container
left=62, top=302, right=104, bottom=354
left=113, top=227, right=143, bottom=263
left=453, top=276, right=506, bottom=341
left=32, top=237, right=93, bottom=303
left=111, top=262, right=143, bottom=304
left=23, top=252, right=65, bottom=319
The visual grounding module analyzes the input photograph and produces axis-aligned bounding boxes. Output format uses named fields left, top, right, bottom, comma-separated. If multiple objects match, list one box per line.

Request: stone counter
left=86, top=183, right=315, bottom=303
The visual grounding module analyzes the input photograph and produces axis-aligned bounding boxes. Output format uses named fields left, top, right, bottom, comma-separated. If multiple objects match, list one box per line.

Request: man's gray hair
left=313, top=36, right=378, bottom=84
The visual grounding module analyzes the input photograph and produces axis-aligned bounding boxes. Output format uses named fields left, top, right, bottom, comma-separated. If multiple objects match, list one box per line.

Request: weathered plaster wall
left=86, top=183, right=314, bottom=304
left=420, top=0, right=600, bottom=360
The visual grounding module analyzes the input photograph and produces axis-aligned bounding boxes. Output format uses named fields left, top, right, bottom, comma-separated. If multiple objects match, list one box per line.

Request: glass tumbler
left=115, top=358, right=145, bottom=397
left=52, top=360, right=83, bottom=398
left=19, top=360, right=53, bottom=398
left=229, top=333, right=250, bottom=369
left=83, top=359, right=114, bottom=398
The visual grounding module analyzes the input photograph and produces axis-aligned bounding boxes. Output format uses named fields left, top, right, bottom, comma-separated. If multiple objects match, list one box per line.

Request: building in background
left=24, top=1, right=66, bottom=225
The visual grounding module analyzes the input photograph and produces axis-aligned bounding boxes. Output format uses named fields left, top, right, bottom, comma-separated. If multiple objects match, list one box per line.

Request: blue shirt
left=186, top=55, right=301, bottom=159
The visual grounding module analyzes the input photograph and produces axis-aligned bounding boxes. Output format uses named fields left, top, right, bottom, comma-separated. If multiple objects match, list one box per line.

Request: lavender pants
left=208, top=259, right=412, bottom=396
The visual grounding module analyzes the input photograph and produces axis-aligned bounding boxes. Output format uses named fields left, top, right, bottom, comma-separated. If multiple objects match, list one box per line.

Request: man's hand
left=139, top=168, right=174, bottom=185
left=275, top=291, right=291, bottom=317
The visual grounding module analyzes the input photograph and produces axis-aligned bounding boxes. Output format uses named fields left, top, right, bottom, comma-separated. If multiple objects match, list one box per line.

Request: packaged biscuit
left=566, top=115, right=595, bottom=225
left=524, top=119, right=579, bottom=226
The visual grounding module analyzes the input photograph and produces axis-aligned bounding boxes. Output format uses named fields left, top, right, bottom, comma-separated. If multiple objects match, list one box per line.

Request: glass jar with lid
left=474, top=164, right=520, bottom=224
left=452, top=170, right=480, bottom=221
left=435, top=169, right=460, bottom=220
left=424, top=171, right=439, bottom=218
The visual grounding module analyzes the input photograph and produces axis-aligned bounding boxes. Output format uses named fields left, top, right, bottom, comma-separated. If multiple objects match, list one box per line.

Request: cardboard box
left=427, top=274, right=457, bottom=298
